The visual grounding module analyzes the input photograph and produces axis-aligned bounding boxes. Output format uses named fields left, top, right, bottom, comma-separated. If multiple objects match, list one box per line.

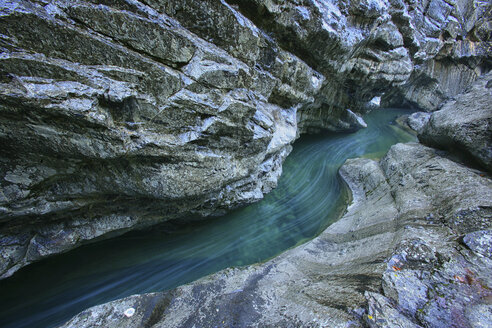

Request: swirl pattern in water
left=0, top=108, right=416, bottom=328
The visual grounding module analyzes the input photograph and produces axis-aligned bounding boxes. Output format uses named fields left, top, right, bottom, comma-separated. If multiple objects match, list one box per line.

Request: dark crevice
left=142, top=292, right=175, bottom=328
left=0, top=95, right=111, bottom=132
left=98, top=95, right=138, bottom=123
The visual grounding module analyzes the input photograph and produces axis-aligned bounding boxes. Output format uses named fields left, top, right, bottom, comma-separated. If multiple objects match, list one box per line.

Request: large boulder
left=419, top=71, right=492, bottom=172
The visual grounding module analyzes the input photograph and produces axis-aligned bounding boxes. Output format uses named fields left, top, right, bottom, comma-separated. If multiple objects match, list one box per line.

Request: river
left=0, top=108, right=416, bottom=328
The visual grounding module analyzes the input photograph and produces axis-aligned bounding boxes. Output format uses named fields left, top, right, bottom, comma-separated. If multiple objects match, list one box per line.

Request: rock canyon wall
left=0, top=0, right=490, bottom=281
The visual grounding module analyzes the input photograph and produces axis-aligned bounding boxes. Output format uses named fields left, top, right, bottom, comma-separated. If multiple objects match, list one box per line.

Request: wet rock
left=60, top=292, right=175, bottom=328
left=381, top=143, right=492, bottom=231
left=364, top=96, right=382, bottom=110
left=0, top=0, right=490, bottom=278
left=419, top=72, right=492, bottom=172
left=60, top=153, right=401, bottom=328
left=0, top=0, right=319, bottom=278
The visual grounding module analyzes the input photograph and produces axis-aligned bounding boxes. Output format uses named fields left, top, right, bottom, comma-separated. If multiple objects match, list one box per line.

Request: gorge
left=0, top=0, right=491, bottom=327
left=0, top=108, right=416, bottom=328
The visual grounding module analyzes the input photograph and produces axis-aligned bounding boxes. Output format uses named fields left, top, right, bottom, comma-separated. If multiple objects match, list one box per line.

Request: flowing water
left=0, top=108, right=416, bottom=328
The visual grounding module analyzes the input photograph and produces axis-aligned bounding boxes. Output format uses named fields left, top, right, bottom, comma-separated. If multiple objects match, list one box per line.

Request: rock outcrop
left=382, top=0, right=491, bottom=111
left=0, top=0, right=490, bottom=278
left=0, top=0, right=322, bottom=278
left=60, top=142, right=492, bottom=328
left=419, top=71, right=492, bottom=171
left=224, top=0, right=491, bottom=127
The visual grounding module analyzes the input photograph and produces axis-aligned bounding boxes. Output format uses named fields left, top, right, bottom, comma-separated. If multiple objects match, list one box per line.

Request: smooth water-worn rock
left=407, top=112, right=431, bottom=134
left=60, top=142, right=492, bottom=327
left=419, top=71, right=492, bottom=171
left=0, top=0, right=490, bottom=278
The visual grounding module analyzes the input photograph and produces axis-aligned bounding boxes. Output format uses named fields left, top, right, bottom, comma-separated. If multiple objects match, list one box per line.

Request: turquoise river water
left=0, top=108, right=416, bottom=328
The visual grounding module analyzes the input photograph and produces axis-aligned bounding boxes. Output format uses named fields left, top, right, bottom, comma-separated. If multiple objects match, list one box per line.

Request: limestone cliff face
left=381, top=0, right=491, bottom=111
left=0, top=0, right=322, bottom=278
left=224, top=0, right=491, bottom=129
left=0, top=0, right=490, bottom=278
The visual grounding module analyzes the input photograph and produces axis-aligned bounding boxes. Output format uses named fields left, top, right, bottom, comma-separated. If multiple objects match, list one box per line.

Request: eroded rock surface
left=223, top=0, right=491, bottom=128
left=419, top=71, right=492, bottom=171
left=0, top=0, right=322, bottom=278
left=0, top=0, right=490, bottom=278
left=381, top=0, right=491, bottom=111
left=407, top=111, right=431, bottom=134
left=60, top=143, right=492, bottom=328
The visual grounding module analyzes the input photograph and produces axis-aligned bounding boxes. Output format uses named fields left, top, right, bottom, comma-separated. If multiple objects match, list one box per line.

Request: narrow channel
left=0, top=108, right=416, bottom=328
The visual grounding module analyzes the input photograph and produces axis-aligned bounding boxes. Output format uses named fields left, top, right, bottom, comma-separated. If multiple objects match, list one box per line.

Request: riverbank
left=1, top=0, right=489, bottom=279
left=1, top=0, right=490, bottom=326
left=59, top=141, right=492, bottom=328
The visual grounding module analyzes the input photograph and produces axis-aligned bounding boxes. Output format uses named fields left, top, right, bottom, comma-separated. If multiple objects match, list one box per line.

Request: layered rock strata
left=381, top=0, right=491, bottom=111
left=222, top=0, right=491, bottom=127
left=60, top=66, right=492, bottom=327
left=0, top=0, right=322, bottom=278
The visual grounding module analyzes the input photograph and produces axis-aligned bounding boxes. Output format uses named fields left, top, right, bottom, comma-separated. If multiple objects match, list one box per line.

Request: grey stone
left=0, top=0, right=320, bottom=278
left=0, top=0, right=490, bottom=281
left=60, top=155, right=400, bottom=328
left=463, top=230, right=492, bottom=258
left=190, top=0, right=490, bottom=132
left=419, top=72, right=492, bottom=172
left=365, top=292, right=421, bottom=328
left=60, top=143, right=492, bottom=328
left=382, top=0, right=490, bottom=111
left=407, top=112, right=430, bottom=134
